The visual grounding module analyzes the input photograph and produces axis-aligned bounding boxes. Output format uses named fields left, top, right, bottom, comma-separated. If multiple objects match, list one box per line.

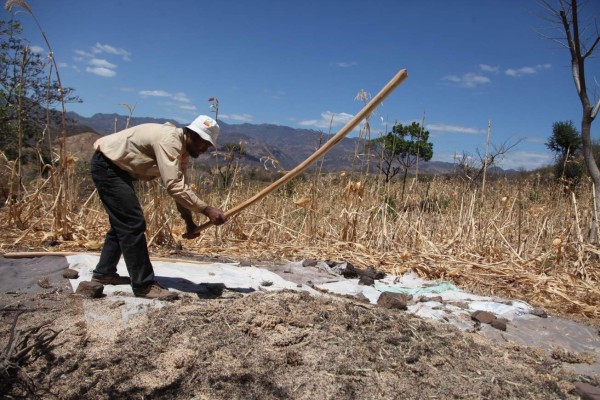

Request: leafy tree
left=0, top=18, right=80, bottom=161
left=545, top=120, right=583, bottom=183
left=370, top=122, right=433, bottom=199
left=546, top=120, right=581, bottom=158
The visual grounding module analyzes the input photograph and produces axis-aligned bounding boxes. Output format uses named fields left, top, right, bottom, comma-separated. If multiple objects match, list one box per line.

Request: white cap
left=186, top=115, right=219, bottom=147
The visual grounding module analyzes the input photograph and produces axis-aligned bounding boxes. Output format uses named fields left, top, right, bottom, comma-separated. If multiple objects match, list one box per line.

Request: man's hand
left=202, top=206, right=228, bottom=226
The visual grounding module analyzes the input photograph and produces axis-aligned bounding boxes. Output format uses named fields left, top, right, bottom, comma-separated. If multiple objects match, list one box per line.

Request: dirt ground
left=1, top=256, right=599, bottom=399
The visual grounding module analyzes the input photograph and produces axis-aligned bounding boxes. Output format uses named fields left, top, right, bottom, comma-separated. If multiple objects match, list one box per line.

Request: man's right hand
left=202, top=206, right=228, bottom=225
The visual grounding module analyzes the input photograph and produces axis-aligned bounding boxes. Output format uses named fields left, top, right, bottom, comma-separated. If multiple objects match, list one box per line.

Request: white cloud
left=75, top=45, right=126, bottom=77
left=299, top=111, right=354, bottom=129
left=497, top=151, right=553, bottom=170
left=29, top=45, right=44, bottom=54
left=335, top=61, right=357, bottom=68
left=86, top=66, right=116, bottom=77
left=139, top=90, right=172, bottom=97
left=442, top=72, right=490, bottom=88
left=479, top=64, right=499, bottom=73
left=89, top=58, right=116, bottom=69
left=220, top=113, right=254, bottom=123
left=178, top=104, right=197, bottom=111
left=434, top=149, right=553, bottom=171
left=92, top=43, right=131, bottom=61
left=140, top=90, right=197, bottom=113
left=74, top=49, right=93, bottom=58
left=427, top=123, right=485, bottom=135
left=264, top=89, right=286, bottom=99
left=525, top=137, right=547, bottom=144
left=172, top=92, right=191, bottom=103
left=505, top=64, right=551, bottom=77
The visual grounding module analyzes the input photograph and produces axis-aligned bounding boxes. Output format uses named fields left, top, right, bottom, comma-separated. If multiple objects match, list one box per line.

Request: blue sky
left=5, top=0, right=600, bottom=170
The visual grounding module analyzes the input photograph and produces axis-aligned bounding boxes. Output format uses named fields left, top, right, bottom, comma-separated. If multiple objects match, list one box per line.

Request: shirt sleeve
left=153, top=139, right=207, bottom=213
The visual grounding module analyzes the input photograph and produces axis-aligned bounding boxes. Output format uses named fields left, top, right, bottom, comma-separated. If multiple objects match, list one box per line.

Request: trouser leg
left=90, top=151, right=155, bottom=289
left=93, top=227, right=121, bottom=276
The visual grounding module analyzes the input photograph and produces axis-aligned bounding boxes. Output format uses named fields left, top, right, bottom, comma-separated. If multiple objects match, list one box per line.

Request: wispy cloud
left=442, top=72, right=491, bottom=88
left=524, top=136, right=547, bottom=144
left=172, top=92, right=191, bottom=103
left=505, top=64, right=551, bottom=77
left=220, top=113, right=254, bottom=123
left=85, top=67, right=116, bottom=77
left=140, top=89, right=196, bottom=113
left=479, top=64, right=499, bottom=74
left=29, top=45, right=44, bottom=54
left=178, top=104, right=197, bottom=111
left=139, top=90, right=171, bottom=97
left=334, top=61, right=357, bottom=68
left=264, top=89, right=286, bottom=99
left=140, top=91, right=190, bottom=103
left=497, top=151, right=553, bottom=170
left=89, top=58, right=116, bottom=69
left=92, top=43, right=131, bottom=61
left=299, top=111, right=354, bottom=129
left=427, top=123, right=485, bottom=135
left=74, top=49, right=93, bottom=59
left=73, top=43, right=130, bottom=77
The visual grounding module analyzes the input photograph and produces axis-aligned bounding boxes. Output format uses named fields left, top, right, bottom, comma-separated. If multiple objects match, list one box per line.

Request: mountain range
left=63, top=111, right=472, bottom=174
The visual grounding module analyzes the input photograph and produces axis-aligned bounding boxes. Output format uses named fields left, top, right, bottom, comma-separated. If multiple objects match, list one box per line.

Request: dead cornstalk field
left=1, top=154, right=599, bottom=324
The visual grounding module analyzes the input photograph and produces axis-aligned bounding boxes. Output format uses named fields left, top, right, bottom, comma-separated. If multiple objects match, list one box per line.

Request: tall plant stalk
left=6, top=0, right=71, bottom=239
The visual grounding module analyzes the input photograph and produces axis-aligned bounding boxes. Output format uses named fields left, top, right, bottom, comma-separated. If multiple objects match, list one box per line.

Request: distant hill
left=63, top=111, right=483, bottom=175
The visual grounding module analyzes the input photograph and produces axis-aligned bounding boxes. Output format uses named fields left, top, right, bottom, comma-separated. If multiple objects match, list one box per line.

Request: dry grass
left=1, top=159, right=599, bottom=325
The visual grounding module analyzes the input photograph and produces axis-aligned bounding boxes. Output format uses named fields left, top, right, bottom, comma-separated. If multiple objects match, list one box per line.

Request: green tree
left=545, top=120, right=583, bottom=183
left=546, top=120, right=581, bottom=158
left=0, top=18, right=79, bottom=161
left=370, top=121, right=433, bottom=199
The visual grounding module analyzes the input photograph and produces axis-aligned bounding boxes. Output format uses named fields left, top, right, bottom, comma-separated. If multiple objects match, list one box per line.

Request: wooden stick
left=195, top=68, right=409, bottom=233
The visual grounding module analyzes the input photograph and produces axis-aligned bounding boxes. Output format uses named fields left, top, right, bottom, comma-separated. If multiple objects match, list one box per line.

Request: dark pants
left=90, top=151, right=155, bottom=289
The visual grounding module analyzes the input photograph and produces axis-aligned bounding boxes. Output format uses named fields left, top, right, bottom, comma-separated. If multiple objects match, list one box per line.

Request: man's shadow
left=157, top=276, right=255, bottom=299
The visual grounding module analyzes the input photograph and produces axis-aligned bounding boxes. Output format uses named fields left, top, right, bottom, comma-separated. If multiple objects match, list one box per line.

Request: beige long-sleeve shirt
left=93, top=122, right=207, bottom=213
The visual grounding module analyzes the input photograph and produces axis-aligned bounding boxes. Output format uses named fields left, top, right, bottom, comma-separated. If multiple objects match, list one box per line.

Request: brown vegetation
left=1, top=151, right=599, bottom=325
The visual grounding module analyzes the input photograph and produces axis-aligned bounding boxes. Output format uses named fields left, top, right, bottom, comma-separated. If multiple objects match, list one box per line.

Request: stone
left=419, top=296, right=443, bottom=303
left=75, top=281, right=104, bottom=298
left=358, top=276, right=375, bottom=286
left=471, top=310, right=496, bottom=324
left=491, top=317, right=508, bottom=331
left=377, top=292, right=410, bottom=310
left=530, top=307, right=548, bottom=318
left=574, top=382, right=600, bottom=400
left=62, top=268, right=79, bottom=279
left=109, top=300, right=125, bottom=309
left=302, top=259, right=318, bottom=267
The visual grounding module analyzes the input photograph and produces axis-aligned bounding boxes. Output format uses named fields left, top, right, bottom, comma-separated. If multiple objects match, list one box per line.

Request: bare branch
left=535, top=29, right=572, bottom=48
left=582, top=35, right=600, bottom=59
left=537, top=0, right=561, bottom=15
left=592, top=97, right=600, bottom=119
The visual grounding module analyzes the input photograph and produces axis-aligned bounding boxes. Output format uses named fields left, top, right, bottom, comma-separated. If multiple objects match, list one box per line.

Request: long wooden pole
left=195, top=69, right=409, bottom=233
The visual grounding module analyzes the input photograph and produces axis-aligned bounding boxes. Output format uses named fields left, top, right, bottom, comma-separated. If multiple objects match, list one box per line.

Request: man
left=90, top=115, right=227, bottom=300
